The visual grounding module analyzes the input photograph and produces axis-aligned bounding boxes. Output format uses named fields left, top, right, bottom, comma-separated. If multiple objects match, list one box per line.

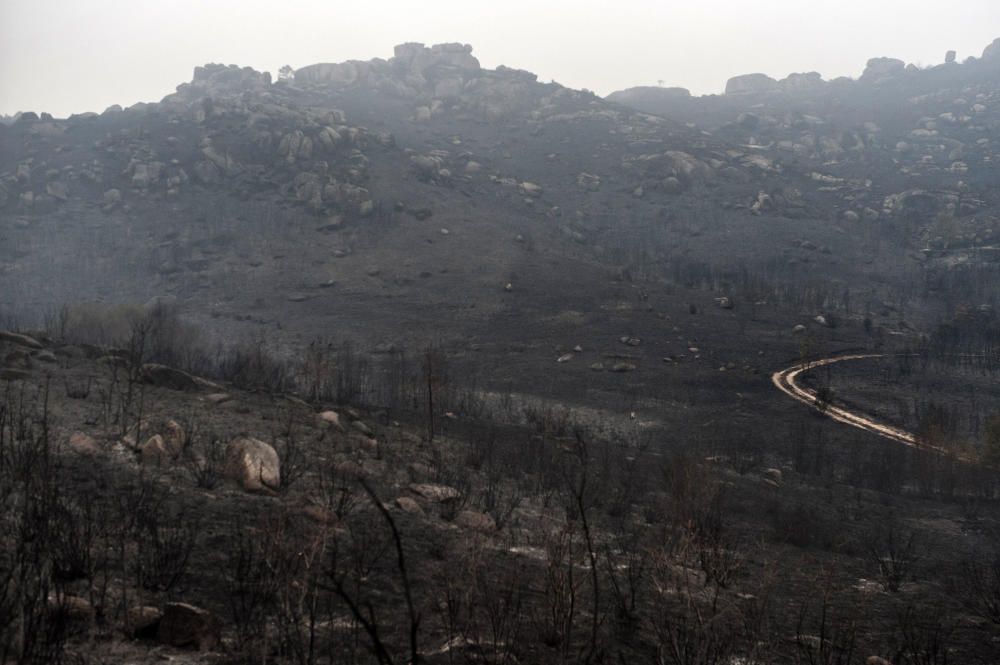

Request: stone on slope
left=126, top=606, right=163, bottom=639
left=409, top=483, right=461, bottom=503
left=351, top=419, right=374, bottom=436
left=395, top=496, right=424, bottom=514
left=141, top=363, right=199, bottom=391
left=224, top=437, right=281, bottom=492
left=157, top=602, right=221, bottom=651
left=68, top=432, right=100, bottom=456
left=163, top=419, right=186, bottom=455
left=0, top=330, right=44, bottom=349
left=318, top=410, right=344, bottom=430
left=141, top=435, right=173, bottom=465
left=47, top=595, right=94, bottom=626
left=454, top=510, right=496, bottom=532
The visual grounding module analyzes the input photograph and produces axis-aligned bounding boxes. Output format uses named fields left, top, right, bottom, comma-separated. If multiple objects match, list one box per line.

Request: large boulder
left=224, top=437, right=281, bottom=492
left=157, top=602, right=221, bottom=650
left=126, top=160, right=163, bottom=189
left=454, top=510, right=496, bottom=532
left=200, top=140, right=240, bottom=175
left=189, top=63, right=270, bottom=94
left=409, top=483, right=461, bottom=503
left=725, top=73, right=777, bottom=95
left=140, top=435, right=172, bottom=465
left=68, top=432, right=100, bottom=456
left=163, top=419, right=186, bottom=454
left=577, top=172, right=601, bottom=191
left=294, top=60, right=379, bottom=87
left=141, top=364, right=199, bottom=391
left=861, top=57, right=905, bottom=81
left=780, top=71, right=824, bottom=91
left=278, top=131, right=314, bottom=163
left=317, top=410, right=343, bottom=430
left=46, top=181, right=69, bottom=201
left=102, top=188, right=121, bottom=211
left=394, top=42, right=480, bottom=77
left=126, top=606, right=163, bottom=639
left=316, top=126, right=341, bottom=151
left=48, top=595, right=94, bottom=627
left=395, top=496, right=424, bottom=514
left=663, top=151, right=713, bottom=181
left=0, top=331, right=43, bottom=349
left=520, top=182, right=544, bottom=198
left=983, top=38, right=1000, bottom=60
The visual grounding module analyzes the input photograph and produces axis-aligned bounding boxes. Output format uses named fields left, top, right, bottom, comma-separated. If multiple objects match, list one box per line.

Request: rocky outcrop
left=623, top=150, right=714, bottom=193
left=725, top=73, right=778, bottom=95
left=186, top=63, right=272, bottom=95
left=861, top=57, right=905, bottom=82
left=606, top=86, right=691, bottom=107
left=663, top=151, right=713, bottom=181
left=294, top=60, right=385, bottom=87
left=291, top=43, right=552, bottom=122
left=278, top=131, right=314, bottom=164
left=124, top=159, right=165, bottom=189
left=779, top=71, right=824, bottom=91
left=983, top=38, right=1000, bottom=60
left=296, top=42, right=479, bottom=91
left=289, top=171, right=373, bottom=216
left=394, top=42, right=480, bottom=75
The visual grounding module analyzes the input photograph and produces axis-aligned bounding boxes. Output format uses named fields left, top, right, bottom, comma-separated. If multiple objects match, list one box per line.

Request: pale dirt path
left=772, top=354, right=928, bottom=450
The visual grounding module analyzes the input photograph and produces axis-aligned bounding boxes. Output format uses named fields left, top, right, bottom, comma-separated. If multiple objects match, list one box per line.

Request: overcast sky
left=2, top=0, right=999, bottom=117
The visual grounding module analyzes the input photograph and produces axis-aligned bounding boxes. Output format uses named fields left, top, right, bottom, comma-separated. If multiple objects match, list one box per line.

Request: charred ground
left=1, top=39, right=1000, bottom=664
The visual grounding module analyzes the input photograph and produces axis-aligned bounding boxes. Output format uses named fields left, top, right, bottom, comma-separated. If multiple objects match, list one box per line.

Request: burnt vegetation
left=0, top=302, right=996, bottom=664
left=2, top=33, right=1000, bottom=665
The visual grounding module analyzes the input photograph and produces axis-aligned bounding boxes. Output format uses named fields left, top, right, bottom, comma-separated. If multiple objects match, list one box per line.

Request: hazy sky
left=2, top=0, right=999, bottom=117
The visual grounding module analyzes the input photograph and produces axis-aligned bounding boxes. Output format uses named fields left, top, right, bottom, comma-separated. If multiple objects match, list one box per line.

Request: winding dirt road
left=771, top=354, right=930, bottom=450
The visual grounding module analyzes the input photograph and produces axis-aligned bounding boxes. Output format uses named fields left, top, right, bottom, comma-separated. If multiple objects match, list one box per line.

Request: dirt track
left=771, top=355, right=923, bottom=448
